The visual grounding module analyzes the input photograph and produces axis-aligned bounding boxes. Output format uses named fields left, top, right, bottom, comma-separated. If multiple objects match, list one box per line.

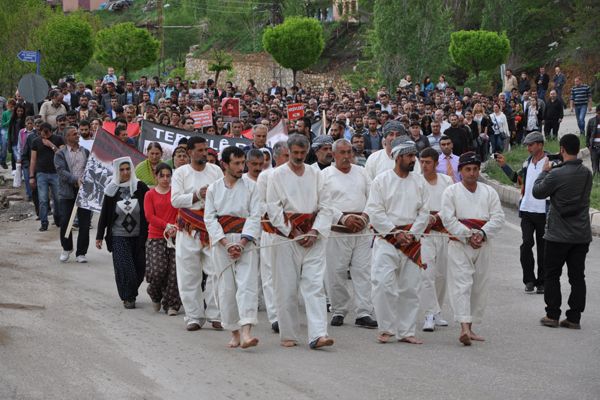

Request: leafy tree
left=262, top=16, right=324, bottom=84
left=33, top=12, right=94, bottom=82
left=373, top=0, right=452, bottom=88
left=449, top=30, right=510, bottom=78
left=95, top=22, right=159, bottom=78
left=208, top=50, right=233, bottom=85
left=565, top=0, right=600, bottom=59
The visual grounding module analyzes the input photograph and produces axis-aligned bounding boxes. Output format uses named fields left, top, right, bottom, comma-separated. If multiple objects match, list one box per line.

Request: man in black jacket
left=543, top=90, right=564, bottom=139
left=585, top=105, right=600, bottom=175
left=535, top=66, right=550, bottom=100
left=533, top=134, right=592, bottom=330
left=444, top=114, right=471, bottom=156
left=497, top=132, right=548, bottom=293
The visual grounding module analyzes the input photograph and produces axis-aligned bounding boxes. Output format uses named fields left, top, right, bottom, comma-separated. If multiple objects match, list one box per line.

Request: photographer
left=532, top=134, right=593, bottom=330
left=495, top=132, right=548, bottom=294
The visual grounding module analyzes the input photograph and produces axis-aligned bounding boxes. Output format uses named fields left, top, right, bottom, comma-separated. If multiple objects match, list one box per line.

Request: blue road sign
left=17, top=50, right=38, bottom=63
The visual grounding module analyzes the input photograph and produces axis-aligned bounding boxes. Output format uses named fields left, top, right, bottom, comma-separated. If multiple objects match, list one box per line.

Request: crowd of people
left=0, top=64, right=595, bottom=348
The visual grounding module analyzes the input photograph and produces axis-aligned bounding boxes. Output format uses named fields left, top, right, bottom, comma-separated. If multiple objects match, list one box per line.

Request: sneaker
left=75, top=255, right=88, bottom=263
left=536, top=285, right=544, bottom=294
left=434, top=313, right=448, bottom=326
left=524, top=282, right=535, bottom=293
left=59, top=250, right=72, bottom=262
left=422, top=314, right=435, bottom=332
left=330, top=315, right=344, bottom=326
left=39, top=223, right=48, bottom=232
left=123, top=300, right=136, bottom=309
left=559, top=319, right=581, bottom=329
left=152, top=302, right=161, bottom=312
left=167, top=308, right=178, bottom=316
left=540, top=316, right=559, bottom=328
left=355, top=316, right=378, bottom=329
left=271, top=321, right=280, bottom=333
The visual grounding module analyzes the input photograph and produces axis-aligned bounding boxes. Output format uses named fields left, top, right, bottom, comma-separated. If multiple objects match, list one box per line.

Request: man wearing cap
left=440, top=152, right=505, bottom=346
left=322, top=139, right=377, bottom=329
left=311, top=135, right=334, bottom=170
left=365, top=120, right=421, bottom=180
left=365, top=136, right=430, bottom=344
left=496, top=131, right=548, bottom=293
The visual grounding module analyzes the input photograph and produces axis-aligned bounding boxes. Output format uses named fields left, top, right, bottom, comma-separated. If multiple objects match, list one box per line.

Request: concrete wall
left=185, top=51, right=350, bottom=93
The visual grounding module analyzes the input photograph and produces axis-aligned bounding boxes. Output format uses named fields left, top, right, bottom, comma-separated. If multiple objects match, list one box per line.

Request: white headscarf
left=259, top=147, right=273, bottom=169
left=104, top=156, right=139, bottom=197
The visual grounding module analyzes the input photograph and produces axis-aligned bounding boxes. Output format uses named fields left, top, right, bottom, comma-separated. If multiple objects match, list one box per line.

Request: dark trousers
left=59, top=198, right=92, bottom=256
left=111, top=236, right=146, bottom=302
left=543, top=119, right=560, bottom=139
left=520, top=211, right=546, bottom=286
left=590, top=146, right=600, bottom=175
left=544, top=241, right=589, bottom=323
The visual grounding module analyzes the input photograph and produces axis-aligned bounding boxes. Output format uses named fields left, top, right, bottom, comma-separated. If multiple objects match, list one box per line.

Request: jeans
left=22, top=166, right=32, bottom=199
left=36, top=172, right=60, bottom=226
left=491, top=134, right=504, bottom=153
left=59, top=198, right=92, bottom=256
left=574, top=105, right=587, bottom=134
left=590, top=146, right=600, bottom=175
left=519, top=211, right=546, bottom=286
left=537, top=88, right=546, bottom=101
left=11, top=144, right=19, bottom=170
left=0, top=128, right=7, bottom=164
left=543, top=241, right=589, bottom=323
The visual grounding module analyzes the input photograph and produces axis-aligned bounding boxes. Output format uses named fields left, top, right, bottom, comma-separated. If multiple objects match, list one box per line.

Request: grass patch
left=483, top=137, right=600, bottom=210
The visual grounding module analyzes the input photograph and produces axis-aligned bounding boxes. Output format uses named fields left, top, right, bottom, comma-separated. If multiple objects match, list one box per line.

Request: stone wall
left=185, top=51, right=350, bottom=93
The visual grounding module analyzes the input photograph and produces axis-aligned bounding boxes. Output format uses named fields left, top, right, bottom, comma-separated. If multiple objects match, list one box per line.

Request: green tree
left=95, top=22, right=159, bottom=78
left=373, top=0, right=452, bottom=88
left=208, top=49, right=233, bottom=85
left=33, top=12, right=94, bottom=82
left=449, top=30, right=510, bottom=78
left=262, top=16, right=324, bottom=84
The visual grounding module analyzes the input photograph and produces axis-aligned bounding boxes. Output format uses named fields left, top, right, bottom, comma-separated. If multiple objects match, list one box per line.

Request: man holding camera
left=496, top=132, right=548, bottom=294
left=533, top=134, right=593, bottom=330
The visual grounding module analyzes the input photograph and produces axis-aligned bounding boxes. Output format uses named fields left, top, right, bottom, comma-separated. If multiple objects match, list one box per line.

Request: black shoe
left=524, top=282, right=535, bottom=293
left=330, top=315, right=344, bottom=326
left=271, top=321, right=279, bottom=333
left=1, top=162, right=8, bottom=169
left=540, top=316, right=559, bottom=328
left=123, top=300, right=136, bottom=309
left=536, top=285, right=544, bottom=294
left=355, top=316, right=378, bottom=329
left=39, top=223, right=48, bottom=232
left=559, top=319, right=581, bottom=329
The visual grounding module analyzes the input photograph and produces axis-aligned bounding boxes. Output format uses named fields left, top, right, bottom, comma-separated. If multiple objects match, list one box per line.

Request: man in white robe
left=266, top=134, right=334, bottom=349
left=365, top=120, right=420, bottom=180
left=255, top=141, right=289, bottom=333
left=419, top=147, right=453, bottom=332
left=171, top=136, right=223, bottom=331
left=322, top=139, right=377, bottom=328
left=365, top=136, right=430, bottom=344
left=440, top=152, right=505, bottom=346
left=205, top=146, right=261, bottom=349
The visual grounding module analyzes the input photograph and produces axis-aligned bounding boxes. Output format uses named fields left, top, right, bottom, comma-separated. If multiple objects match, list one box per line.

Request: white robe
left=419, top=173, right=453, bottom=317
left=364, top=170, right=430, bottom=338
left=171, top=163, right=223, bottom=325
left=322, top=165, right=374, bottom=319
left=440, top=182, right=505, bottom=324
left=205, top=177, right=261, bottom=331
left=365, top=148, right=421, bottom=181
left=266, top=163, right=332, bottom=344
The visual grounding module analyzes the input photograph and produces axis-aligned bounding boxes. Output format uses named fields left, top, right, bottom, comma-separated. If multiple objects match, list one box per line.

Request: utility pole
left=157, top=0, right=164, bottom=77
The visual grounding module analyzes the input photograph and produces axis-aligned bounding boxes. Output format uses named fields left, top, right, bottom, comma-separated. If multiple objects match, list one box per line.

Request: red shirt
left=144, top=188, right=178, bottom=239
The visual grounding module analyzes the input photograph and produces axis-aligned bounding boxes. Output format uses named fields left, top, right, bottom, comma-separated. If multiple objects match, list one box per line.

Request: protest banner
left=287, top=103, right=305, bottom=121
left=221, top=98, right=240, bottom=122
left=102, top=121, right=140, bottom=137
left=190, top=110, right=213, bottom=129
left=76, top=129, right=145, bottom=213
left=138, top=120, right=251, bottom=159
left=266, top=119, right=288, bottom=148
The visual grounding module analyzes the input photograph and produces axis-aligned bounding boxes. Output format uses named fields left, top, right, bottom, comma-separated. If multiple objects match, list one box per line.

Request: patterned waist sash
left=262, top=212, right=316, bottom=238
left=331, top=212, right=364, bottom=233
left=375, top=224, right=426, bottom=270
left=217, top=215, right=246, bottom=234
left=425, top=211, right=448, bottom=235
left=177, top=208, right=209, bottom=246
left=449, top=218, right=487, bottom=242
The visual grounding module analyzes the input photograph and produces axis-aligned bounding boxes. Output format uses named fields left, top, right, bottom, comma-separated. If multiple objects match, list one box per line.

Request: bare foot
left=459, top=332, right=472, bottom=346
left=399, top=336, right=423, bottom=345
left=313, top=336, right=334, bottom=349
left=469, top=332, right=485, bottom=341
left=281, top=340, right=296, bottom=347
left=377, top=332, right=394, bottom=343
left=227, top=332, right=241, bottom=348
left=241, top=337, right=259, bottom=349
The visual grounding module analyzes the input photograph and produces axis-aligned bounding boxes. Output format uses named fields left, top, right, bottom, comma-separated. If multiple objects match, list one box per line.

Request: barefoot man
left=265, top=134, right=334, bottom=349
left=365, top=136, right=430, bottom=344
left=440, top=152, right=505, bottom=346
left=205, top=146, right=261, bottom=349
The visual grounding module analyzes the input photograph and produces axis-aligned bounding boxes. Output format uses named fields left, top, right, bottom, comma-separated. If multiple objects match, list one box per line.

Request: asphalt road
left=0, top=205, right=599, bottom=400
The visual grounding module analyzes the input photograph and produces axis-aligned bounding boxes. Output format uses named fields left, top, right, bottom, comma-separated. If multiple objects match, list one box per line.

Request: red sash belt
left=449, top=219, right=487, bottom=242
left=177, top=208, right=210, bottom=246
left=262, top=212, right=316, bottom=238
left=217, top=215, right=246, bottom=234
left=331, top=212, right=364, bottom=233
left=425, top=212, right=449, bottom=235
left=376, top=224, right=426, bottom=270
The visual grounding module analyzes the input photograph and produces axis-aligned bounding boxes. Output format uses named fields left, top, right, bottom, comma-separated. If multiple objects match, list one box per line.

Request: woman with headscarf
left=135, top=142, right=163, bottom=186
left=96, top=157, right=149, bottom=309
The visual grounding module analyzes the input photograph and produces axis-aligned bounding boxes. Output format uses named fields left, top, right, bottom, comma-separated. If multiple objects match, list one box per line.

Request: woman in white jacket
left=489, top=103, right=509, bottom=154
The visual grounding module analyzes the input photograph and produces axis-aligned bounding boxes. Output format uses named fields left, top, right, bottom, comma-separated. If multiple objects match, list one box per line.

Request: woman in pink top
left=144, top=163, right=181, bottom=315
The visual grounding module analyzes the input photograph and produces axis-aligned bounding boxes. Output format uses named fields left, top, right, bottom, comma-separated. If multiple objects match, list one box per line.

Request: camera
left=547, top=153, right=563, bottom=167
